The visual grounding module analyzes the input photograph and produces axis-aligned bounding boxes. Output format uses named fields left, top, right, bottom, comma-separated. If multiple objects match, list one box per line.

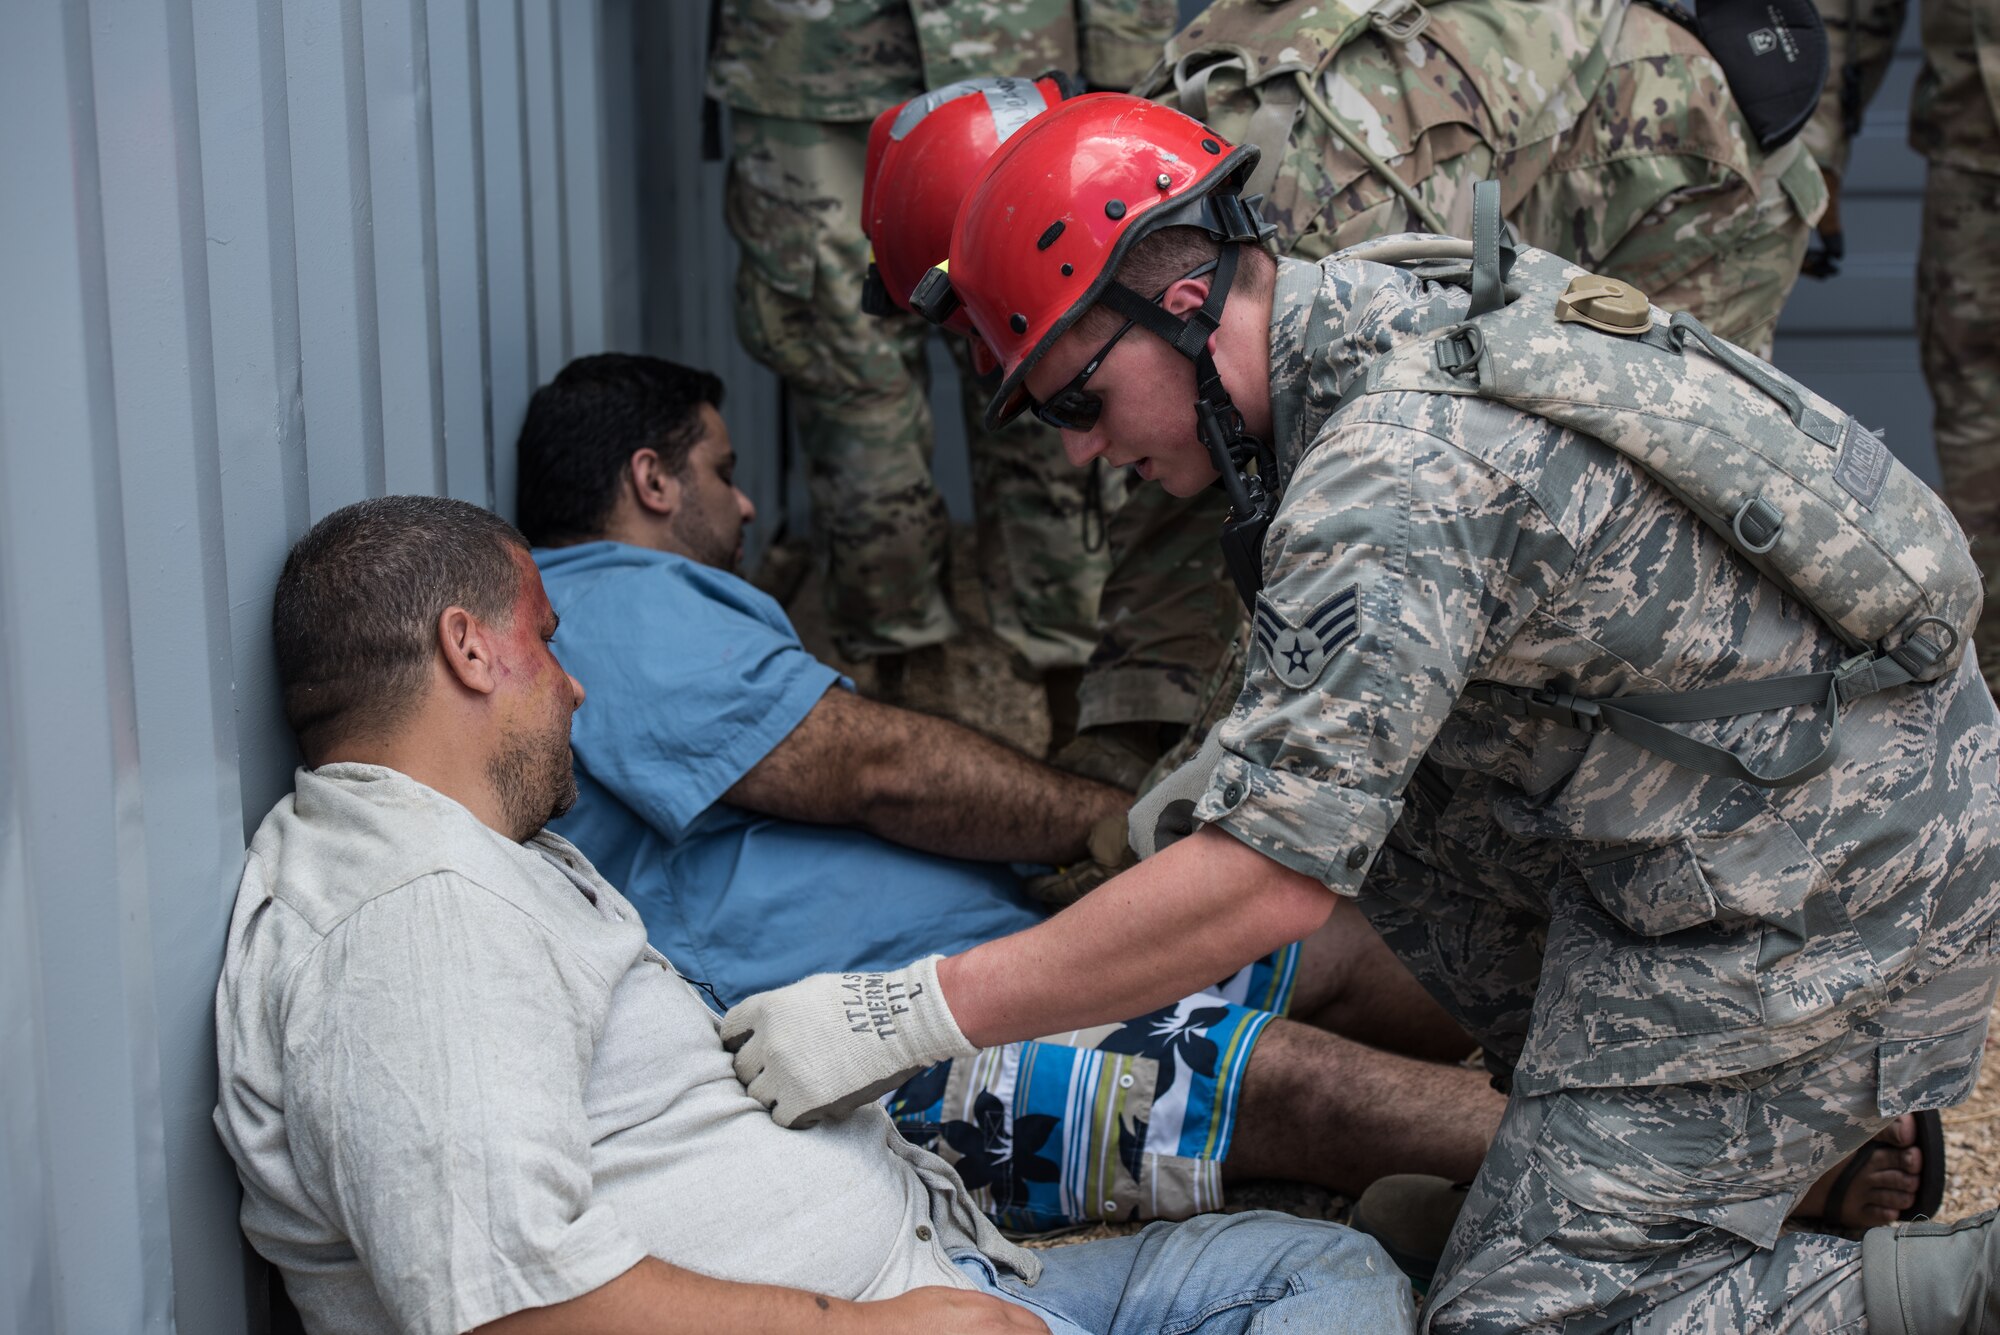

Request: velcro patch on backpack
left=1834, top=419, right=1891, bottom=509
left=1254, top=586, right=1358, bottom=688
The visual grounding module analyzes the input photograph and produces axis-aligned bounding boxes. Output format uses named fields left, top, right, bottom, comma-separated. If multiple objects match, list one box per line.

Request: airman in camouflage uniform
left=1806, top=0, right=2000, bottom=694
left=725, top=87, right=2000, bottom=1325
left=709, top=0, right=1175, bottom=672
left=1187, top=251, right=2000, bottom=1329
left=1071, top=0, right=1829, bottom=757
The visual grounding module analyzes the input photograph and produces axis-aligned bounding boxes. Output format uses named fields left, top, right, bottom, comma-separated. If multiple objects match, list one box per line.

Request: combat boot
left=1349, top=1174, right=1470, bottom=1291
left=1862, top=1209, right=2000, bottom=1334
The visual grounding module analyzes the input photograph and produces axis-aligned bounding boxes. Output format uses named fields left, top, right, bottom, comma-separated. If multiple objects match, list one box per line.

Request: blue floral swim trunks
left=884, top=946, right=1299, bottom=1231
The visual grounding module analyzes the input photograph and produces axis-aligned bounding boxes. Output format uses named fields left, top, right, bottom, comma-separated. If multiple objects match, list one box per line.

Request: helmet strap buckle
left=1097, top=241, right=1281, bottom=609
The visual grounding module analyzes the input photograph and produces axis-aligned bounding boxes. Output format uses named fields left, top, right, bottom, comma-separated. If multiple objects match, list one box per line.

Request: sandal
left=1818, top=1108, right=1946, bottom=1226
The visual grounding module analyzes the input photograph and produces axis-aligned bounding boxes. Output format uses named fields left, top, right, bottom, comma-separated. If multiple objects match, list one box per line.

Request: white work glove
left=720, top=955, right=978, bottom=1128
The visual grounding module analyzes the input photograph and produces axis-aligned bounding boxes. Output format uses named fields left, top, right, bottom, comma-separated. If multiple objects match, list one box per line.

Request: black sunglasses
left=1027, top=261, right=1221, bottom=433
left=1030, top=318, right=1137, bottom=432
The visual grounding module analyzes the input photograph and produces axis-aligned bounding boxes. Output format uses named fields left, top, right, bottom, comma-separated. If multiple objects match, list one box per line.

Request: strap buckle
left=1887, top=616, right=1961, bottom=682
left=908, top=266, right=959, bottom=325
left=1202, top=192, right=1276, bottom=246
left=1370, top=0, right=1432, bottom=43
left=1474, top=683, right=1601, bottom=733
left=1833, top=652, right=1887, bottom=704
left=1435, top=326, right=1485, bottom=379
left=1522, top=689, right=1601, bottom=734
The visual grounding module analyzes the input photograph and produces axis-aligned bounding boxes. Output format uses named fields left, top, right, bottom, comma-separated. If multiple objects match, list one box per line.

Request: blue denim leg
left=958, top=1211, right=1417, bottom=1335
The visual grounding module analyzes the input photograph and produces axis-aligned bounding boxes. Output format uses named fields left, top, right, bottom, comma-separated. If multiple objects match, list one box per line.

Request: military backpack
left=1329, top=181, right=1980, bottom=788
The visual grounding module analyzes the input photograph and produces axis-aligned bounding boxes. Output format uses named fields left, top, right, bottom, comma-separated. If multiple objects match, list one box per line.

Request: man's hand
left=721, top=956, right=978, bottom=1127
left=865, top=1287, right=1050, bottom=1333
left=1020, top=810, right=1135, bottom=908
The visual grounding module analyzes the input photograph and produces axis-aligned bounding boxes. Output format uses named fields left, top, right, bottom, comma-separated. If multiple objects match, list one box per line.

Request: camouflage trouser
left=726, top=110, right=1108, bottom=667
left=1078, top=483, right=1245, bottom=731
left=1352, top=777, right=2000, bottom=1333
left=1919, top=162, right=2000, bottom=693
left=1086, top=1, right=1826, bottom=732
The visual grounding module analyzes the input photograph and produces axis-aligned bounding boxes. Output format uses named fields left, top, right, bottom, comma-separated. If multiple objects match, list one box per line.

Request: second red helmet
left=861, top=73, right=1078, bottom=373
left=920, top=94, right=1267, bottom=427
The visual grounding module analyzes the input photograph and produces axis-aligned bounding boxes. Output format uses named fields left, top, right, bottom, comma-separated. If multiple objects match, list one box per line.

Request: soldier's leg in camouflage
left=725, top=110, right=957, bottom=660
left=1024, top=625, right=1254, bottom=905
left=1421, top=1079, right=1872, bottom=1334
left=1919, top=163, right=2000, bottom=696
left=1347, top=778, right=1556, bottom=1088
left=1424, top=932, right=2000, bottom=1333
left=1059, top=481, right=1244, bottom=786
left=947, top=338, right=1110, bottom=746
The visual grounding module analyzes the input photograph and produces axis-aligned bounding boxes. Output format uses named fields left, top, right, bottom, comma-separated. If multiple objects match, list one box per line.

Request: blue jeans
left=953, top=1210, right=1417, bottom=1335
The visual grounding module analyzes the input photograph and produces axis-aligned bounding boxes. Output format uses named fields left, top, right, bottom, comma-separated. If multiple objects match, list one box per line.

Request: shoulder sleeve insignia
left=1252, top=585, right=1358, bottom=689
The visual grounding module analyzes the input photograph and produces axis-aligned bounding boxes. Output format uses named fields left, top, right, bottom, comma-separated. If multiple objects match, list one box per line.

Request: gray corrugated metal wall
left=0, top=3, right=626, bottom=1331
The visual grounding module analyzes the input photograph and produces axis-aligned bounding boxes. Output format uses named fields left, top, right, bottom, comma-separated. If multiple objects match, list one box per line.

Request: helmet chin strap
left=1098, top=242, right=1279, bottom=610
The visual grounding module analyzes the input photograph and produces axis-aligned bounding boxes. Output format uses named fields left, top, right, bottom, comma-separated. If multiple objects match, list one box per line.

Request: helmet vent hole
left=1036, top=220, right=1066, bottom=251
left=1061, top=263, right=1074, bottom=276
left=1010, top=313, right=1029, bottom=334
left=1105, top=199, right=1127, bottom=220
left=1200, top=138, right=1220, bottom=154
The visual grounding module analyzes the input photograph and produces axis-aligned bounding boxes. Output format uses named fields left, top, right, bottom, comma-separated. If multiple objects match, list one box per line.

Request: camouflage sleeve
left=1192, top=407, right=1580, bottom=891
left=1076, top=0, right=1180, bottom=92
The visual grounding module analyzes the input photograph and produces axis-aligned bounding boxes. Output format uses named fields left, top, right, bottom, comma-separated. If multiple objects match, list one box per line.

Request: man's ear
left=436, top=606, right=501, bottom=696
left=627, top=447, right=682, bottom=520
left=1160, top=274, right=1215, bottom=319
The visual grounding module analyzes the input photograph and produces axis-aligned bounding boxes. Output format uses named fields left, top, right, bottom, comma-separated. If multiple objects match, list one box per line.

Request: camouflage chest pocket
left=1568, top=812, right=1885, bottom=1048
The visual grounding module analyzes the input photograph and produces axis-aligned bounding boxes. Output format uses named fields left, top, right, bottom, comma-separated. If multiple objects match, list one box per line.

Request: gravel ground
left=1939, top=1021, right=2000, bottom=1223
left=764, top=527, right=2000, bottom=1238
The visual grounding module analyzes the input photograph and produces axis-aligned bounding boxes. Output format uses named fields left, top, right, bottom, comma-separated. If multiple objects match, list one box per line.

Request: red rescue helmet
left=911, top=94, right=1272, bottom=428
left=861, top=73, right=1078, bottom=374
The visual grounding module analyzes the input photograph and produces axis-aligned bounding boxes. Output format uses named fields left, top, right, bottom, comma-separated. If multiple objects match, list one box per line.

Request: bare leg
left=1285, top=896, right=1478, bottom=1063
left=1222, top=1017, right=1500, bottom=1192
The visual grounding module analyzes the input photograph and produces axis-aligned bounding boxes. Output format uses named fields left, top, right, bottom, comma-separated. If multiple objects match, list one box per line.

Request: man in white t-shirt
left=211, top=494, right=1415, bottom=1335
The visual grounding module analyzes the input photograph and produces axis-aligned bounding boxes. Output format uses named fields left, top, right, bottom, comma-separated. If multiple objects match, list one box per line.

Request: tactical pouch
left=1692, top=0, right=1829, bottom=148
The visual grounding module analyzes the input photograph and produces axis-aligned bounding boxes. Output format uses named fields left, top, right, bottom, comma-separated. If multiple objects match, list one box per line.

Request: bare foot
left=1793, top=1114, right=1924, bottom=1229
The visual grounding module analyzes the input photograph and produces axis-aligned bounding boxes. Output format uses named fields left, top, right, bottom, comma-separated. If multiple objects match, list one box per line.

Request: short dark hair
left=273, top=495, right=529, bottom=758
left=514, top=353, right=725, bottom=546
left=1074, top=228, right=1276, bottom=340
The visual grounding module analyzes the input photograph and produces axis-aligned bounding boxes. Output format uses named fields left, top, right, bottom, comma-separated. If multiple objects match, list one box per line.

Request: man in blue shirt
left=517, top=354, right=1924, bottom=1239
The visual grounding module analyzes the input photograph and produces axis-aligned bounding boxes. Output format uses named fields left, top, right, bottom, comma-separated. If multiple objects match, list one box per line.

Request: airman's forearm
left=937, top=825, right=1335, bottom=1047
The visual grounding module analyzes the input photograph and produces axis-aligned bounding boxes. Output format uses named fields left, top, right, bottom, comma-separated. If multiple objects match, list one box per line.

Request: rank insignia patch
left=1253, top=586, right=1358, bottom=689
